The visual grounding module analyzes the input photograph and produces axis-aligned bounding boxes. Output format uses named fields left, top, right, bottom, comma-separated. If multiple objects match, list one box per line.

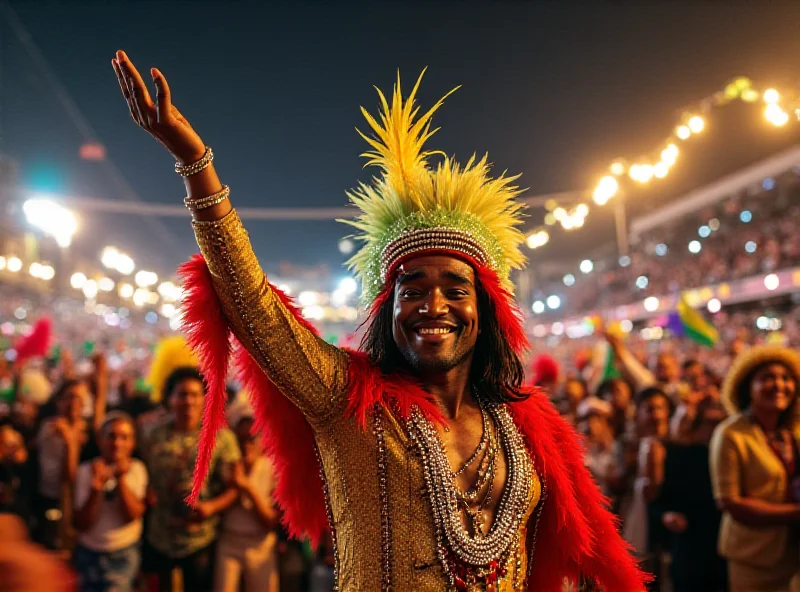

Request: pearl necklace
left=408, top=400, right=533, bottom=588
left=453, top=407, right=499, bottom=536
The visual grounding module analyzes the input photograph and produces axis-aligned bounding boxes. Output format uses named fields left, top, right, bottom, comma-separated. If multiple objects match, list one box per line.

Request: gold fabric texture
left=193, top=209, right=542, bottom=591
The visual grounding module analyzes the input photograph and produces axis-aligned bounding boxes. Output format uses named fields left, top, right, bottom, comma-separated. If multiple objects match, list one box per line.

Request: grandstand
left=527, top=146, right=800, bottom=340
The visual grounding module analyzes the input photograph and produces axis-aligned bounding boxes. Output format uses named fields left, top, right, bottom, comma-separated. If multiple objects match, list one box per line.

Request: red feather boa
left=179, top=255, right=649, bottom=590
left=178, top=254, right=329, bottom=546
left=179, top=256, right=231, bottom=507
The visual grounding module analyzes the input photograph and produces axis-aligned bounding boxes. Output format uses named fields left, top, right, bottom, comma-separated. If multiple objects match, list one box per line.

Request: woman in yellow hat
left=710, top=345, right=800, bottom=592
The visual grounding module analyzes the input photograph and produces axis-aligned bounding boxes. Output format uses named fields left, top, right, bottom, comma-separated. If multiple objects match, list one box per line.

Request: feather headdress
left=146, top=334, right=199, bottom=403
left=341, top=70, right=527, bottom=304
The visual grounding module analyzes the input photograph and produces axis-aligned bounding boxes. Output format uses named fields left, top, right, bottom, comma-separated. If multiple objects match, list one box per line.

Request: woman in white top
left=73, top=412, right=148, bottom=592
left=215, top=416, right=280, bottom=592
left=577, top=397, right=622, bottom=499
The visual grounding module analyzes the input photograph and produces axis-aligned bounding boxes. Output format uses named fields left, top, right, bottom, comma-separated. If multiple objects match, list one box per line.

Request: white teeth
left=417, top=327, right=452, bottom=335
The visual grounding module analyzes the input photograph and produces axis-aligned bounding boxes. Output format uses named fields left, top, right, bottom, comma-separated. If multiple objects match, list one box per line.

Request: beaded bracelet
left=184, top=185, right=230, bottom=211
left=175, top=147, right=213, bottom=177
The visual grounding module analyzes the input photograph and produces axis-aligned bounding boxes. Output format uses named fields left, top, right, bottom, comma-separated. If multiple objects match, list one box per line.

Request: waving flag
left=667, top=296, right=719, bottom=348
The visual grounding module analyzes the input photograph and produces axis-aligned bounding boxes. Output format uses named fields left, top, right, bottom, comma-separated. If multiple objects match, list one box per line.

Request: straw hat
left=720, top=345, right=800, bottom=415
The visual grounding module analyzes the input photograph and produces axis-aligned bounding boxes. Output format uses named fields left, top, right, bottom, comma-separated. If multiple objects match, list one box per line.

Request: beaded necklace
left=408, top=399, right=534, bottom=590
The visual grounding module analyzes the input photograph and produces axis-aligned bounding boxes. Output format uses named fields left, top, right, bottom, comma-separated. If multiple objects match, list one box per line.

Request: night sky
left=3, top=0, right=800, bottom=285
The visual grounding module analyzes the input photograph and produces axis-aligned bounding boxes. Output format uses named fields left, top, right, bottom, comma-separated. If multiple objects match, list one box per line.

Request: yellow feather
left=342, top=71, right=528, bottom=301
left=146, top=335, right=198, bottom=403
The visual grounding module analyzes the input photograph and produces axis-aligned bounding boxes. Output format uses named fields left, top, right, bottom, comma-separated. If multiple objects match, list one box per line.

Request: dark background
left=3, top=0, right=800, bottom=280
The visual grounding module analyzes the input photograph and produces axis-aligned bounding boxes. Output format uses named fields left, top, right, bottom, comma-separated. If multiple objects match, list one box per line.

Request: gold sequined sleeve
left=193, top=209, right=349, bottom=426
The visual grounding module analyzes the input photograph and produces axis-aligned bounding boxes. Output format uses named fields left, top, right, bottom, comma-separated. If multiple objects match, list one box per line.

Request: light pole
left=614, top=192, right=629, bottom=258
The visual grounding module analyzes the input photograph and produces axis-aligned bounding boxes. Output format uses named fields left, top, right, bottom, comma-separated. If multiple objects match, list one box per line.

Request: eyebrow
left=397, top=270, right=426, bottom=285
left=396, top=270, right=474, bottom=286
left=443, top=271, right=474, bottom=286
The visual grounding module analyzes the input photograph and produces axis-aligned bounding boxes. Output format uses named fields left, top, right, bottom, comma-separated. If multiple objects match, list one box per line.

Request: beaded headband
left=380, top=227, right=490, bottom=283
left=339, top=71, right=527, bottom=304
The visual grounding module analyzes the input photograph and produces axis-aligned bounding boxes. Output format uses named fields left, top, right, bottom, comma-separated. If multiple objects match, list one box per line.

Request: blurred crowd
left=0, top=173, right=799, bottom=591
left=535, top=303, right=800, bottom=592
left=1, top=290, right=798, bottom=591
left=0, top=324, right=335, bottom=592
left=537, top=171, right=800, bottom=317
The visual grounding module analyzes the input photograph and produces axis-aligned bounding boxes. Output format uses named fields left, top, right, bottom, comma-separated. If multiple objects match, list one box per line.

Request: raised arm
left=112, top=51, right=349, bottom=425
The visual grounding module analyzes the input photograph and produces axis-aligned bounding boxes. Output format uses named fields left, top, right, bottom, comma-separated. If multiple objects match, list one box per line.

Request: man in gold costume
left=112, top=50, right=648, bottom=591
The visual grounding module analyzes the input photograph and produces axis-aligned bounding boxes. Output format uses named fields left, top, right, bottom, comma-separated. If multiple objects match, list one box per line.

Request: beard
left=397, top=334, right=475, bottom=374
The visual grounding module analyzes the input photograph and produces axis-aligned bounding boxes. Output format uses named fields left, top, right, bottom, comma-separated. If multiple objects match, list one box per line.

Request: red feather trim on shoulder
left=178, top=255, right=232, bottom=506
left=345, top=349, right=444, bottom=429
left=510, top=387, right=651, bottom=592
left=179, top=255, right=331, bottom=545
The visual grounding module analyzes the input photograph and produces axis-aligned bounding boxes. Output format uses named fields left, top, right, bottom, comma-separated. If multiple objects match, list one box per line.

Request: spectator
left=658, top=397, right=728, bottom=591
left=560, top=377, right=588, bottom=425
left=624, top=387, right=672, bottom=590
left=0, top=421, right=30, bottom=520
left=577, top=397, right=621, bottom=500
left=597, top=378, right=635, bottom=439
left=531, top=353, right=560, bottom=392
left=681, top=359, right=707, bottom=392
left=141, top=367, right=240, bottom=592
left=73, top=412, right=147, bottom=592
left=710, top=346, right=800, bottom=592
left=215, top=416, right=280, bottom=592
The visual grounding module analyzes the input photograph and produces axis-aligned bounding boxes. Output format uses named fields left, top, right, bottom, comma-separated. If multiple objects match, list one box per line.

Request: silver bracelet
left=175, top=147, right=213, bottom=177
left=184, top=185, right=230, bottom=210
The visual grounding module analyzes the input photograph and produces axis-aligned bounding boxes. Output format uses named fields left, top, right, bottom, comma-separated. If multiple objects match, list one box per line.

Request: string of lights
left=2, top=198, right=361, bottom=327
left=526, top=76, right=800, bottom=250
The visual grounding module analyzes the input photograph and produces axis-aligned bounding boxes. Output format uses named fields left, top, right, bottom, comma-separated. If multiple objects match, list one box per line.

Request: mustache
left=409, top=319, right=461, bottom=329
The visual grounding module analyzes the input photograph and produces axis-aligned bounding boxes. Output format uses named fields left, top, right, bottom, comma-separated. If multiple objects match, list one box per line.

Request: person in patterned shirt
left=141, top=367, right=240, bottom=592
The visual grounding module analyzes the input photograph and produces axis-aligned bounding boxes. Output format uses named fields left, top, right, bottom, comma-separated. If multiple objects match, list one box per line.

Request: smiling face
left=169, top=377, right=205, bottom=431
left=101, top=418, right=135, bottom=465
left=609, top=379, right=632, bottom=410
left=749, top=363, right=797, bottom=416
left=392, top=255, right=480, bottom=376
left=656, top=354, right=679, bottom=384
left=60, top=382, right=88, bottom=422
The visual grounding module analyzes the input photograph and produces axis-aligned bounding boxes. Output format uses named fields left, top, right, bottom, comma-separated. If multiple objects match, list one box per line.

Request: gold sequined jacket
left=192, top=210, right=648, bottom=592
left=194, top=210, right=541, bottom=591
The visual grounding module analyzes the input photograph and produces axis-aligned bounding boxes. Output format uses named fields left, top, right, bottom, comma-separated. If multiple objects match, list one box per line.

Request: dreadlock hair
left=360, top=275, right=527, bottom=404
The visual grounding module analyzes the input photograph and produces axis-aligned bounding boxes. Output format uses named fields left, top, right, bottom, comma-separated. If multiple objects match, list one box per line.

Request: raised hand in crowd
left=90, top=458, right=113, bottom=492
left=232, top=461, right=251, bottom=493
left=52, top=417, right=80, bottom=444
left=662, top=511, right=689, bottom=534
